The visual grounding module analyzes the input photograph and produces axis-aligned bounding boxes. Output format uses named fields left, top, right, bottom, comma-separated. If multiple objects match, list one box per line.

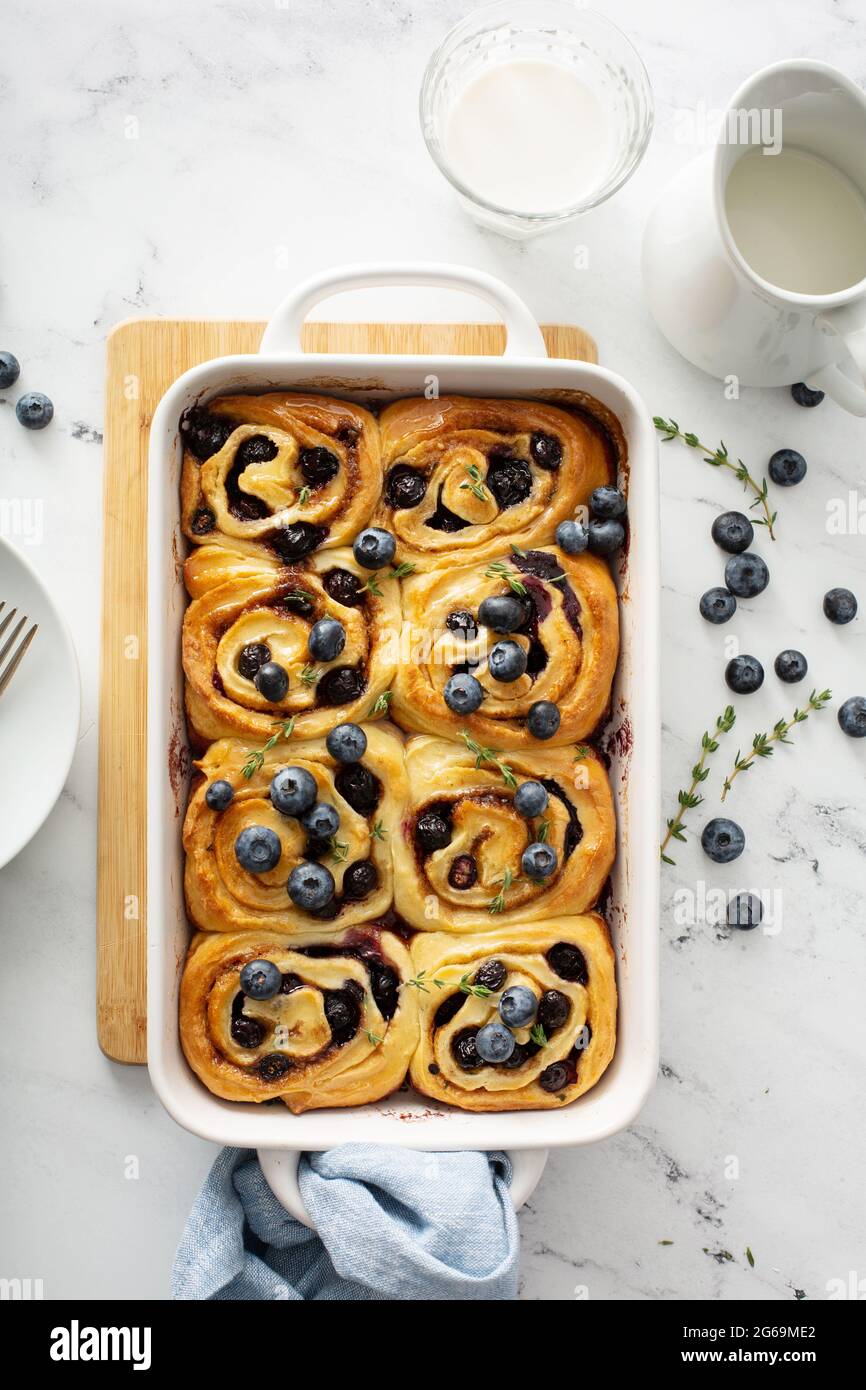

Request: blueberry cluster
left=0, top=350, right=54, bottom=430
left=444, top=946, right=589, bottom=1094
left=555, top=484, right=627, bottom=558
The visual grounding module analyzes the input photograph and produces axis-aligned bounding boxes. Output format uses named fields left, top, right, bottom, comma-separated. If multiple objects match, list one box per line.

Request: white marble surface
left=1, top=0, right=865, bottom=1301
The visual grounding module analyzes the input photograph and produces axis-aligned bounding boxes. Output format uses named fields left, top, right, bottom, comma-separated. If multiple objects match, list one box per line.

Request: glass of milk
left=420, top=1, right=653, bottom=237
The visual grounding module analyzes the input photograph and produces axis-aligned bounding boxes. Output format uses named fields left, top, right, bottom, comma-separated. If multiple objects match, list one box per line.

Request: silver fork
left=0, top=601, right=38, bottom=699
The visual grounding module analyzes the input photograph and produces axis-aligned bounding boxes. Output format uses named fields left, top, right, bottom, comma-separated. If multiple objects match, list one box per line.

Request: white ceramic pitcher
left=642, top=60, right=866, bottom=414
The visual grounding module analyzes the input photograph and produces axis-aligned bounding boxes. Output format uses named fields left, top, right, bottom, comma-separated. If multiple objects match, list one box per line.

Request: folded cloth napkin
left=173, top=1145, right=519, bottom=1301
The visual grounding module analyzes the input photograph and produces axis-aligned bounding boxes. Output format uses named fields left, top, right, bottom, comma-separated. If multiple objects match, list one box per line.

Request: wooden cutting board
left=97, top=317, right=598, bottom=1063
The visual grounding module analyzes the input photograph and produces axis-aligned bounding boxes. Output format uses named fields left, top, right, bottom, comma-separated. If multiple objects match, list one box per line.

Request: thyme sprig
left=720, top=689, right=832, bottom=801
left=459, top=728, right=518, bottom=789
left=370, top=820, right=387, bottom=841
left=484, top=560, right=527, bottom=597
left=364, top=562, right=416, bottom=595
left=460, top=463, right=489, bottom=501
left=529, top=1023, right=548, bottom=1048
left=329, top=836, right=350, bottom=863
left=660, top=706, right=736, bottom=864
left=488, top=868, right=513, bottom=914
left=299, top=664, right=319, bottom=687
left=297, top=486, right=311, bottom=507
left=654, top=417, right=777, bottom=539
left=390, top=561, right=416, bottom=579
left=404, top=969, right=494, bottom=998
left=366, top=1030, right=383, bottom=1047
left=241, top=717, right=297, bottom=780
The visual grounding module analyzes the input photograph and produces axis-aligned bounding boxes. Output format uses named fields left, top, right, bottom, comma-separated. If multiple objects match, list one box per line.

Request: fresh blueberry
left=287, top=862, right=336, bottom=911
left=725, top=552, right=769, bottom=598
left=475, top=1021, right=516, bottom=1064
left=527, top=700, right=560, bottom=740
left=791, top=382, right=824, bottom=408
left=555, top=519, right=589, bottom=554
left=235, top=825, right=282, bottom=873
left=352, top=527, right=396, bottom=569
left=711, top=511, right=754, bottom=554
left=239, top=958, right=282, bottom=999
left=587, top=518, right=625, bottom=555
left=521, top=841, right=558, bottom=880
left=768, top=448, right=807, bottom=486
left=308, top=618, right=346, bottom=662
left=0, top=352, right=20, bottom=390
left=478, top=594, right=526, bottom=633
left=727, top=892, right=763, bottom=930
left=499, top=985, right=538, bottom=1028
left=254, top=661, right=289, bottom=702
left=488, top=639, right=527, bottom=683
left=774, top=649, right=808, bottom=683
left=16, top=391, right=53, bottom=430
left=326, top=722, right=367, bottom=764
left=701, top=817, right=745, bottom=864
left=514, top=780, right=549, bottom=818
left=838, top=696, right=866, bottom=738
left=270, top=766, right=317, bottom=816
left=444, top=672, right=484, bottom=713
left=725, top=655, right=764, bottom=694
left=205, top=779, right=234, bottom=811
left=699, top=587, right=736, bottom=624
left=823, top=588, right=857, bottom=625
left=590, top=485, right=626, bottom=519
left=302, top=801, right=340, bottom=839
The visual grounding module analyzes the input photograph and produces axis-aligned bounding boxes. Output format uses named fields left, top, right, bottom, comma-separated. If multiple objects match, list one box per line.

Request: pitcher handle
left=809, top=305, right=866, bottom=416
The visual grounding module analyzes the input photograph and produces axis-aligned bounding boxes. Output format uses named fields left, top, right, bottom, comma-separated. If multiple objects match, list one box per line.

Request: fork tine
left=0, top=622, right=37, bottom=698
left=0, top=606, right=17, bottom=641
left=0, top=614, right=26, bottom=668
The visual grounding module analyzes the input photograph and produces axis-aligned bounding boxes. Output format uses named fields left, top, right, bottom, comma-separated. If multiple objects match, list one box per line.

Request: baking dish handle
left=259, top=262, right=548, bottom=359
left=257, top=1146, right=549, bottom=1230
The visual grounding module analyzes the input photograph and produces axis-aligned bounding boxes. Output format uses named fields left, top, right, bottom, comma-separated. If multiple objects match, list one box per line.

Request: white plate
left=0, top=536, right=80, bottom=868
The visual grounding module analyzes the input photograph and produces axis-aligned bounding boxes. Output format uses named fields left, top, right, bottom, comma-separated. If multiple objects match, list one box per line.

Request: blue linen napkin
left=172, top=1145, right=519, bottom=1300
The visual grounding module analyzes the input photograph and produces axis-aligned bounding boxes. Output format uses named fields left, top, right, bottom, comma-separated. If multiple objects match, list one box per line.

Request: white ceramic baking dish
left=147, top=264, right=660, bottom=1220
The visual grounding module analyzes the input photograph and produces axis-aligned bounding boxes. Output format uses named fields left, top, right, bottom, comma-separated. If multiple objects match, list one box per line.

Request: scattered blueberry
left=205, top=779, right=234, bottom=811
left=326, top=722, right=367, bottom=764
left=308, top=617, right=346, bottom=662
left=478, top=594, right=526, bottom=633
left=768, top=448, right=807, bottom=486
left=287, top=862, right=336, bottom=911
left=590, top=485, right=626, bottom=518
left=699, top=587, right=736, bottom=624
left=239, top=959, right=282, bottom=999
left=725, top=552, right=770, bottom=598
left=254, top=661, right=289, bottom=702
left=235, top=825, right=282, bottom=873
left=711, top=511, right=754, bottom=554
left=727, top=892, right=763, bottom=930
left=16, top=391, right=53, bottom=430
left=499, top=985, right=538, bottom=1028
left=791, top=382, right=824, bottom=408
left=444, top=672, right=484, bottom=714
left=587, top=518, right=625, bottom=555
left=521, top=841, right=558, bottom=880
left=725, top=654, right=764, bottom=694
left=0, top=352, right=20, bottom=390
left=514, top=780, right=549, bottom=818
left=488, top=639, right=527, bottom=683
left=838, top=696, right=866, bottom=738
left=701, top=817, right=745, bottom=864
left=555, top=519, right=589, bottom=554
left=527, top=700, right=561, bottom=740
left=302, top=802, right=340, bottom=839
left=774, top=649, right=808, bottom=683
left=475, top=1021, right=516, bottom=1064
left=823, top=587, right=857, bottom=625
left=353, top=527, right=396, bottom=569
left=270, top=765, right=317, bottom=816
